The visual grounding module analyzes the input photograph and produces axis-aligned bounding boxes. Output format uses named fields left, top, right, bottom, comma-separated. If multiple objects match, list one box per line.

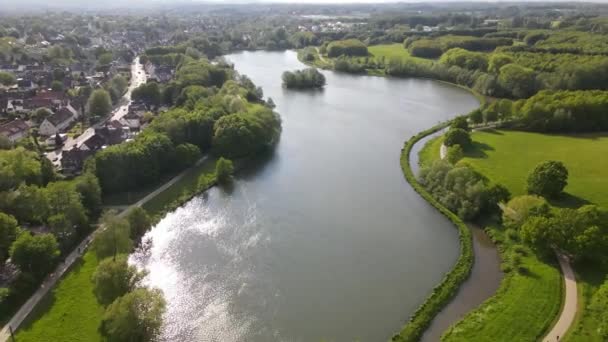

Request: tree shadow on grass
left=464, top=141, right=495, bottom=159
left=548, top=192, right=591, bottom=209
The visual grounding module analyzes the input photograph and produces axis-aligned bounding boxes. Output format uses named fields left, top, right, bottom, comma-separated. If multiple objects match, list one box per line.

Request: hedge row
left=391, top=122, right=474, bottom=342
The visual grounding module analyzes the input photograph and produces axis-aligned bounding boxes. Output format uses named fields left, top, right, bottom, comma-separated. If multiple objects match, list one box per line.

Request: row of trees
left=89, top=209, right=166, bottom=342
left=326, top=39, right=369, bottom=58
left=282, top=68, right=326, bottom=89
left=95, top=52, right=280, bottom=194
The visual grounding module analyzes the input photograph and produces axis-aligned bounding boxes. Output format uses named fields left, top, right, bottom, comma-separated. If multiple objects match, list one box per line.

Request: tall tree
left=92, top=211, right=132, bottom=260
left=87, top=89, right=112, bottom=119
left=10, top=233, right=60, bottom=277
left=0, top=213, right=19, bottom=261
left=100, top=288, right=166, bottom=342
left=92, top=255, right=145, bottom=306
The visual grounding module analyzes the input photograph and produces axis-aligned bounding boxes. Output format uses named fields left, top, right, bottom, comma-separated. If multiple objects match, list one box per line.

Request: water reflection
left=131, top=50, right=480, bottom=342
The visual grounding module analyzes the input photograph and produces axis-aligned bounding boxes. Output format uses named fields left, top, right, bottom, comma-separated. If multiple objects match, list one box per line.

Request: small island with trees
left=282, top=68, right=326, bottom=89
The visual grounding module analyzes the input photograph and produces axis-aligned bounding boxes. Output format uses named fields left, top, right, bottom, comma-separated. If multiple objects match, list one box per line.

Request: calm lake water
left=132, top=50, right=479, bottom=342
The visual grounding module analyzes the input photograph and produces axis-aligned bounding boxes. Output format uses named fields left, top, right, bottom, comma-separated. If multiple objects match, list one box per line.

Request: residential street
left=45, top=57, right=146, bottom=168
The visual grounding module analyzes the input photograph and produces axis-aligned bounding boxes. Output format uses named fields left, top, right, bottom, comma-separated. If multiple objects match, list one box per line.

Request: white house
left=39, top=108, right=75, bottom=136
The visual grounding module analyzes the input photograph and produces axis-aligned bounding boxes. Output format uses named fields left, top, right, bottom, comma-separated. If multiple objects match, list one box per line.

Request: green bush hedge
left=392, top=122, right=474, bottom=342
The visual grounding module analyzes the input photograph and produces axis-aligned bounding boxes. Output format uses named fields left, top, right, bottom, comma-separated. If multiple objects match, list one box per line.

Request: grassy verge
left=13, top=158, right=221, bottom=341
left=15, top=252, right=104, bottom=342
left=143, top=156, right=218, bottom=216
left=564, top=264, right=608, bottom=342
left=418, top=135, right=443, bottom=168
left=392, top=122, right=474, bottom=342
left=462, top=130, right=608, bottom=208
left=442, top=227, right=563, bottom=341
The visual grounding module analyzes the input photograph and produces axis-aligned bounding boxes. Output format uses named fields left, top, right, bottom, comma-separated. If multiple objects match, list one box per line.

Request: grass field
left=368, top=43, right=432, bottom=63
left=443, top=227, right=563, bottom=341
left=13, top=158, right=218, bottom=341
left=462, top=130, right=608, bottom=208
left=418, top=135, right=443, bottom=168
left=564, top=264, right=608, bottom=342
left=15, top=252, right=104, bottom=342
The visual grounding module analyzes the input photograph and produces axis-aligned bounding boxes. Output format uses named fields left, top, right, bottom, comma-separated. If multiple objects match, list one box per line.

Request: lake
left=132, top=50, right=480, bottom=341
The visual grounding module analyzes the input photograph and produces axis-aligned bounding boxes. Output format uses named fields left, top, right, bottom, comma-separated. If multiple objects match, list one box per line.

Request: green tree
left=87, top=89, right=112, bottom=119
left=8, top=184, right=49, bottom=224
left=446, top=145, right=464, bottom=164
left=74, top=172, right=102, bottom=217
left=215, top=157, right=234, bottom=184
left=527, top=161, right=568, bottom=198
left=92, top=255, right=145, bottom=306
left=498, top=63, right=536, bottom=98
left=451, top=116, right=470, bottom=131
left=0, top=213, right=19, bottom=261
left=100, top=288, right=166, bottom=342
left=469, top=109, right=483, bottom=124
left=47, top=214, right=75, bottom=251
left=132, top=82, right=161, bottom=107
left=0, top=71, right=16, bottom=86
left=588, top=279, right=608, bottom=340
left=92, top=211, right=133, bottom=260
left=50, top=80, right=64, bottom=92
left=502, top=195, right=550, bottom=227
left=443, top=128, right=472, bottom=148
left=98, top=52, right=113, bottom=65
left=10, top=233, right=60, bottom=277
left=174, top=143, right=201, bottom=169
left=109, top=75, right=128, bottom=98
left=126, top=207, right=151, bottom=239
left=520, top=215, right=554, bottom=254
left=488, top=53, right=514, bottom=74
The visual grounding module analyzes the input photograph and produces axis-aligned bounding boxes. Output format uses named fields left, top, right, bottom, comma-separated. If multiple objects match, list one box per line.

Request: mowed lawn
left=14, top=158, right=218, bottom=341
left=15, top=252, right=104, bottom=342
left=443, top=228, right=562, bottom=341
left=462, top=130, right=608, bottom=208
left=368, top=43, right=431, bottom=63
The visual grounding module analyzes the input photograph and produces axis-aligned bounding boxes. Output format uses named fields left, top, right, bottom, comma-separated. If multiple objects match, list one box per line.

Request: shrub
left=408, top=39, right=443, bottom=58
left=443, top=128, right=472, bottom=148
left=215, top=157, right=234, bottom=184
left=526, top=161, right=568, bottom=198
left=327, top=39, right=368, bottom=58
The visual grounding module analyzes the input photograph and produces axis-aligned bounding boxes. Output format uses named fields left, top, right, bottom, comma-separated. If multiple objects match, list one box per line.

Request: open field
left=462, top=130, right=608, bottom=208
left=443, top=227, right=562, bottom=341
left=12, top=158, right=218, bottom=341
left=15, top=252, right=104, bottom=342
left=368, top=43, right=432, bottom=63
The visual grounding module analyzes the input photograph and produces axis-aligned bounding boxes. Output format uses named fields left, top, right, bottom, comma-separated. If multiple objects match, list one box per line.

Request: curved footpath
left=441, top=132, right=577, bottom=342
left=543, top=254, right=577, bottom=342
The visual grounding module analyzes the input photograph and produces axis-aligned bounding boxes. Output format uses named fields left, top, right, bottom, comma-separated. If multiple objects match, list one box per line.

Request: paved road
left=45, top=57, right=146, bottom=168
left=0, top=155, right=209, bottom=342
left=544, top=253, right=577, bottom=342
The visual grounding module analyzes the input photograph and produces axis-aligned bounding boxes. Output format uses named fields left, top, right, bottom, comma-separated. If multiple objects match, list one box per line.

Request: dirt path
left=543, top=253, right=577, bottom=342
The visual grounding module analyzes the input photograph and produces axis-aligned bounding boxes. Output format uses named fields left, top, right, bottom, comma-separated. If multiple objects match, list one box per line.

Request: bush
left=408, top=39, right=443, bottom=58
left=174, top=143, right=201, bottom=169
left=446, top=145, right=464, bottom=164
left=443, top=128, right=471, bottom=148
left=327, top=39, right=368, bottom=58
left=526, top=161, right=568, bottom=198
left=215, top=157, right=234, bottom=184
